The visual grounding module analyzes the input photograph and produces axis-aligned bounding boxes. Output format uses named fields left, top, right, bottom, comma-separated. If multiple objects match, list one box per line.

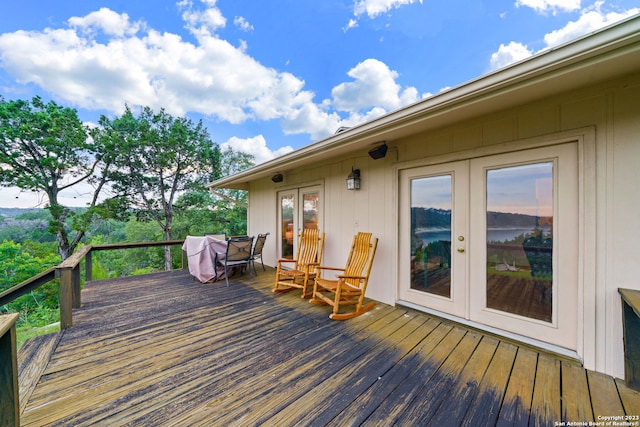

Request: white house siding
left=244, top=71, right=640, bottom=379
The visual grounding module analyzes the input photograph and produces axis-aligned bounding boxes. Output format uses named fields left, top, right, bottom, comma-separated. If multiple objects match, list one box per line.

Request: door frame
left=398, top=160, right=469, bottom=318
left=394, top=127, right=596, bottom=361
left=467, top=143, right=579, bottom=348
left=276, top=184, right=323, bottom=260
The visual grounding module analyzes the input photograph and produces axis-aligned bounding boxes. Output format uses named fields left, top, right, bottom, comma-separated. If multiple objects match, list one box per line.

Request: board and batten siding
left=245, top=70, right=640, bottom=380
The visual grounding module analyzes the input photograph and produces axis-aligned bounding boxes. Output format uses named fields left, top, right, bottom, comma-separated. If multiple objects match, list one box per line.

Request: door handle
left=457, top=247, right=465, bottom=253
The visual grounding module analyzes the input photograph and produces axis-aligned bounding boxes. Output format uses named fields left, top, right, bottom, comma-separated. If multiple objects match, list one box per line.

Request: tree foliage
left=0, top=96, right=113, bottom=259
left=0, top=240, right=61, bottom=327
left=174, top=146, right=254, bottom=237
left=94, top=106, right=221, bottom=269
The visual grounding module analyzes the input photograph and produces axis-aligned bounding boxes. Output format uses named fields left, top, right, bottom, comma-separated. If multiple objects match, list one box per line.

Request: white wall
left=245, top=71, right=640, bottom=379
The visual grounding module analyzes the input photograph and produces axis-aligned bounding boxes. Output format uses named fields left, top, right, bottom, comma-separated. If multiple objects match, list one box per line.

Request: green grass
left=16, top=322, right=60, bottom=350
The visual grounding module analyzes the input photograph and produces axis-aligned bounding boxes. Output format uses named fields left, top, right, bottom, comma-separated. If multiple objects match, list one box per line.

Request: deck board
left=17, top=268, right=640, bottom=426
left=562, top=361, right=594, bottom=422
left=496, top=347, right=538, bottom=426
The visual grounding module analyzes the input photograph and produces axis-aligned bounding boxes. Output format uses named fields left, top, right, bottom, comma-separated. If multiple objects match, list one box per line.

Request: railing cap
left=0, top=313, right=19, bottom=336
left=57, top=245, right=93, bottom=270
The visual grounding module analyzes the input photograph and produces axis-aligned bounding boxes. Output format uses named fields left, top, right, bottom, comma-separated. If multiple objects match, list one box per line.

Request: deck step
left=18, top=332, right=63, bottom=413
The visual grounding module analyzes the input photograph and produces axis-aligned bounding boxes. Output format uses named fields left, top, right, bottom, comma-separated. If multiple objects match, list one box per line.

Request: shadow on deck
left=18, top=268, right=640, bottom=426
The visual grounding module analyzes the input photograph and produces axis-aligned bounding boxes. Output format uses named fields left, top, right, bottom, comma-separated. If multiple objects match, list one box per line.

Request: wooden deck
left=18, top=268, right=640, bottom=426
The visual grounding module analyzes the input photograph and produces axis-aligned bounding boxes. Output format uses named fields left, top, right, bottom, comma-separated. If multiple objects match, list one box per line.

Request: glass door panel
left=278, top=186, right=322, bottom=260
left=469, top=143, right=578, bottom=349
left=410, top=175, right=452, bottom=298
left=302, top=191, right=320, bottom=231
left=279, top=192, right=296, bottom=259
left=485, top=162, right=554, bottom=322
left=399, top=161, right=467, bottom=318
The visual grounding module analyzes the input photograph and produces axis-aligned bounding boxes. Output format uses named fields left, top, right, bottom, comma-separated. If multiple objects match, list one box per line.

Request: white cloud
left=489, top=3, right=639, bottom=70
left=0, top=3, right=318, bottom=127
left=344, top=19, right=359, bottom=31
left=0, top=1, right=424, bottom=146
left=515, top=0, right=582, bottom=15
left=489, top=41, right=534, bottom=70
left=181, top=0, right=226, bottom=35
left=332, top=58, right=420, bottom=114
left=221, top=135, right=293, bottom=164
left=233, top=16, right=254, bottom=32
left=346, top=0, right=423, bottom=30
left=354, top=0, right=424, bottom=19
left=544, top=4, right=640, bottom=47
left=68, top=8, right=145, bottom=37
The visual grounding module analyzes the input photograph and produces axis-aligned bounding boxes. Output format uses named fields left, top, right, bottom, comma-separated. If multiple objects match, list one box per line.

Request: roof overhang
left=209, top=15, right=640, bottom=191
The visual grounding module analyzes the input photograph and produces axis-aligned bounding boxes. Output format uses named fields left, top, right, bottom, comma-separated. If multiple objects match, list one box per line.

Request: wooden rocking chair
left=273, top=228, right=325, bottom=298
left=310, top=232, right=378, bottom=320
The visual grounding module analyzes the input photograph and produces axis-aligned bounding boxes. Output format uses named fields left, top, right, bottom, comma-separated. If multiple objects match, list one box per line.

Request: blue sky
left=0, top=0, right=638, bottom=207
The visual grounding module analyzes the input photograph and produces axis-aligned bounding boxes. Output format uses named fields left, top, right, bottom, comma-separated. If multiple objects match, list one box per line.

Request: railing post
left=0, top=313, right=20, bottom=427
left=72, top=265, right=81, bottom=309
left=182, top=248, right=188, bottom=270
left=85, top=250, right=92, bottom=282
left=58, top=267, right=73, bottom=329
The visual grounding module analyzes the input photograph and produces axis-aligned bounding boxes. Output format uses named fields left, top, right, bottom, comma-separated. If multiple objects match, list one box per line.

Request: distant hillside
left=0, top=207, right=42, bottom=218
left=412, top=207, right=550, bottom=229
left=411, top=207, right=451, bottom=229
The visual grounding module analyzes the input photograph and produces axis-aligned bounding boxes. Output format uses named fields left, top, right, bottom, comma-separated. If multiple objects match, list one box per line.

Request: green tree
left=0, top=240, right=60, bottom=327
left=174, top=147, right=253, bottom=237
left=0, top=96, right=114, bottom=260
left=95, top=106, right=221, bottom=270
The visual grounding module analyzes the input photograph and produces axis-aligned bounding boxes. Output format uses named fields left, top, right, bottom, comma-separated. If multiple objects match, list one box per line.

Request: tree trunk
left=49, top=201, right=75, bottom=261
left=163, top=227, right=172, bottom=271
left=57, top=235, right=73, bottom=261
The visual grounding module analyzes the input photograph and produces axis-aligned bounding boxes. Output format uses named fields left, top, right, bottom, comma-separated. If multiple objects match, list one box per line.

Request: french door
left=277, top=185, right=322, bottom=260
left=399, top=143, right=578, bottom=349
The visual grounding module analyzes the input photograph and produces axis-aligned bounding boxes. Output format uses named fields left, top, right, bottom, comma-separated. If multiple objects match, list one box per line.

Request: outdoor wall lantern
left=346, top=168, right=361, bottom=190
left=368, top=142, right=388, bottom=160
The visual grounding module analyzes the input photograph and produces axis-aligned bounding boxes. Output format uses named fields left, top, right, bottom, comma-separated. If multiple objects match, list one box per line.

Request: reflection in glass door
left=410, top=175, right=453, bottom=298
left=302, top=191, right=320, bottom=232
left=485, top=162, right=554, bottom=322
left=278, top=186, right=322, bottom=260
left=280, top=193, right=295, bottom=259
left=400, top=143, right=578, bottom=349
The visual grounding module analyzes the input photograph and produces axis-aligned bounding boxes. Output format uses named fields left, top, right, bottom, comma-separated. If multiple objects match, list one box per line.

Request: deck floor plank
left=362, top=325, right=468, bottom=424
left=17, top=332, right=61, bottom=413
left=324, top=317, right=446, bottom=426
left=16, top=268, right=640, bottom=426
left=529, top=354, right=562, bottom=426
left=588, top=370, right=625, bottom=416
left=258, top=313, right=431, bottom=427
left=562, top=361, right=594, bottom=422
left=391, top=331, right=483, bottom=425
left=179, top=308, right=416, bottom=427
left=617, top=378, right=640, bottom=415
left=429, top=335, right=500, bottom=426
left=460, top=341, right=519, bottom=427
left=496, top=346, right=538, bottom=426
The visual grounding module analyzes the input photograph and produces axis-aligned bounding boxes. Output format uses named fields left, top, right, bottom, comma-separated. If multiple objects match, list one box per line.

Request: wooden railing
left=0, top=240, right=187, bottom=329
left=0, top=313, right=19, bottom=427
left=0, top=240, right=186, bottom=425
left=57, top=240, right=187, bottom=329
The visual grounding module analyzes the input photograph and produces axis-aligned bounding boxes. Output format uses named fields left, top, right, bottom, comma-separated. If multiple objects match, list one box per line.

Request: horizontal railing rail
left=0, top=268, right=57, bottom=308
left=0, top=240, right=186, bottom=329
